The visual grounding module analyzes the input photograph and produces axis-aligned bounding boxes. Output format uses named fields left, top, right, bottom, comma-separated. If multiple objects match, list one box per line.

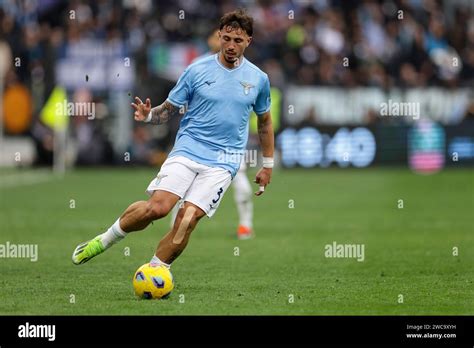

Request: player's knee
left=189, top=206, right=206, bottom=225
left=235, top=184, right=252, bottom=202
left=146, top=201, right=170, bottom=221
left=172, top=205, right=204, bottom=245
left=233, top=175, right=252, bottom=201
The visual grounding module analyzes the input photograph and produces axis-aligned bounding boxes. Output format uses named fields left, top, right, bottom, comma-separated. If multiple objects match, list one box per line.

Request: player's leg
left=72, top=156, right=196, bottom=265
left=72, top=190, right=179, bottom=265
left=233, top=161, right=253, bottom=239
left=151, top=201, right=206, bottom=266
left=119, top=190, right=179, bottom=232
left=149, top=162, right=232, bottom=267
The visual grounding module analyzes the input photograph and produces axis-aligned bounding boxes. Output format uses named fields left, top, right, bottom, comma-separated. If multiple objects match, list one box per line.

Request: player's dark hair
left=219, top=9, right=253, bottom=36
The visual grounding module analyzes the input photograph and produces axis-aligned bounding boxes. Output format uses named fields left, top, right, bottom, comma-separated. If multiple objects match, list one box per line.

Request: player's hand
left=131, top=97, right=152, bottom=121
left=254, top=167, right=272, bottom=196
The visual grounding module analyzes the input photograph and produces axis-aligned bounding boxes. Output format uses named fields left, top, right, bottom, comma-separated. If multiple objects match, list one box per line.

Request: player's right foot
left=237, top=225, right=253, bottom=240
left=72, top=236, right=105, bottom=265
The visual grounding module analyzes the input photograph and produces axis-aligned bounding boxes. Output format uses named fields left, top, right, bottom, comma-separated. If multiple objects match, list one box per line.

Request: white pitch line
left=0, top=170, right=57, bottom=188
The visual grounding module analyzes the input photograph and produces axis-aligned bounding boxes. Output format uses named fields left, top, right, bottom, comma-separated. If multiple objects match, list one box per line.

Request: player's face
left=218, top=26, right=252, bottom=65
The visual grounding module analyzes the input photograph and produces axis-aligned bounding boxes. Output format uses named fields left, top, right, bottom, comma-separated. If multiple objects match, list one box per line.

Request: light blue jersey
left=167, top=53, right=271, bottom=177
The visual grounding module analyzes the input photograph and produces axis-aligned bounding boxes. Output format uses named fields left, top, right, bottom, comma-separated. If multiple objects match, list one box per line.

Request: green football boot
left=72, top=236, right=105, bottom=265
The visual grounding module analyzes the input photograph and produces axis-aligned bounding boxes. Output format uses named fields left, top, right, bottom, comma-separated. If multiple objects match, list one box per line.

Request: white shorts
left=146, top=156, right=232, bottom=217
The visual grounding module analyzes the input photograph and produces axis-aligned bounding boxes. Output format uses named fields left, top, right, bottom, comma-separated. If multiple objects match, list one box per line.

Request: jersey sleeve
left=167, top=67, right=194, bottom=107
left=253, top=74, right=271, bottom=116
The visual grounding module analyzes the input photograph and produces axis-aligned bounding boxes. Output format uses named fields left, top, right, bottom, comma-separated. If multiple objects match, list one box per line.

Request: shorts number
left=212, top=187, right=223, bottom=204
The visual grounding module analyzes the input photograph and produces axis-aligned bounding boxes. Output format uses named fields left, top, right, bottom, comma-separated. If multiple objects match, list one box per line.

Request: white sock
left=237, top=199, right=253, bottom=228
left=99, top=218, right=127, bottom=249
left=233, top=171, right=253, bottom=228
left=150, top=255, right=170, bottom=269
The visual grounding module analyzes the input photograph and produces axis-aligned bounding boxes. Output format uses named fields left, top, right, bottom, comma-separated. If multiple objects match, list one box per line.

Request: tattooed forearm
left=149, top=101, right=181, bottom=125
left=257, top=114, right=271, bottom=136
left=257, top=112, right=275, bottom=158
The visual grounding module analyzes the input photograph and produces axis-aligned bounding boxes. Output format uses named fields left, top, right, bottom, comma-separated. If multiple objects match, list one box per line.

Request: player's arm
left=254, top=110, right=274, bottom=196
left=131, top=97, right=181, bottom=125
left=132, top=65, right=192, bottom=124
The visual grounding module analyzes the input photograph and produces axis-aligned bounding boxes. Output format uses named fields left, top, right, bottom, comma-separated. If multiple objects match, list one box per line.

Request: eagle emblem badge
left=240, top=81, right=254, bottom=95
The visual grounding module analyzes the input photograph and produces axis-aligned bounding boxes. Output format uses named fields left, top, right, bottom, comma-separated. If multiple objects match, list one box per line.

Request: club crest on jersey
left=240, top=81, right=254, bottom=95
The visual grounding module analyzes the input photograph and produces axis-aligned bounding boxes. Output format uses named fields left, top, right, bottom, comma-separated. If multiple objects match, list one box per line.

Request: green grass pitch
left=0, top=167, right=472, bottom=315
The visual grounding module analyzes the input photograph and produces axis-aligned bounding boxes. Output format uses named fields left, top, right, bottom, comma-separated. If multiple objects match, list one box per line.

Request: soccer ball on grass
left=133, top=263, right=174, bottom=299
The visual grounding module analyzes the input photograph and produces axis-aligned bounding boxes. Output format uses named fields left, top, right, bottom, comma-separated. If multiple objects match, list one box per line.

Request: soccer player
left=72, top=9, right=274, bottom=269
left=169, top=27, right=255, bottom=240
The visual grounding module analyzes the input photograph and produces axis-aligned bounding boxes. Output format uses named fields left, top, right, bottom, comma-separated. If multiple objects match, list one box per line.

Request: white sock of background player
left=233, top=168, right=253, bottom=229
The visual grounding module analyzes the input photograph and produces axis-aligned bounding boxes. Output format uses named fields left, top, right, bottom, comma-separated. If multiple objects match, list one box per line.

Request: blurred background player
left=170, top=28, right=254, bottom=240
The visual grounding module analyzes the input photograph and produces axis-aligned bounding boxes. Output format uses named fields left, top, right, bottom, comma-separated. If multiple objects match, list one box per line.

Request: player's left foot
left=237, top=225, right=253, bottom=240
left=72, top=236, right=105, bottom=265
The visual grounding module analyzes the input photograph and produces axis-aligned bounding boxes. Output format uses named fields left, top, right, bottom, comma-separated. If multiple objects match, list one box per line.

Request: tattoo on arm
left=149, top=101, right=181, bottom=125
left=258, top=127, right=269, bottom=136
left=257, top=113, right=274, bottom=158
left=257, top=116, right=270, bottom=136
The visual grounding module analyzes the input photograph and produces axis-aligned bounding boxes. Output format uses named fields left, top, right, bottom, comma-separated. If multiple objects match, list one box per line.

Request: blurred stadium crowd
left=1, top=0, right=473, bottom=166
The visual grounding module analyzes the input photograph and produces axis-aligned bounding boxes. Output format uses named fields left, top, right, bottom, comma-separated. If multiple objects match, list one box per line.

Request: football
left=133, top=263, right=174, bottom=299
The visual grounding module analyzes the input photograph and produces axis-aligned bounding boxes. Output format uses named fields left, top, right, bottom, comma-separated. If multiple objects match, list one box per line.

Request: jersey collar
left=215, top=53, right=246, bottom=72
